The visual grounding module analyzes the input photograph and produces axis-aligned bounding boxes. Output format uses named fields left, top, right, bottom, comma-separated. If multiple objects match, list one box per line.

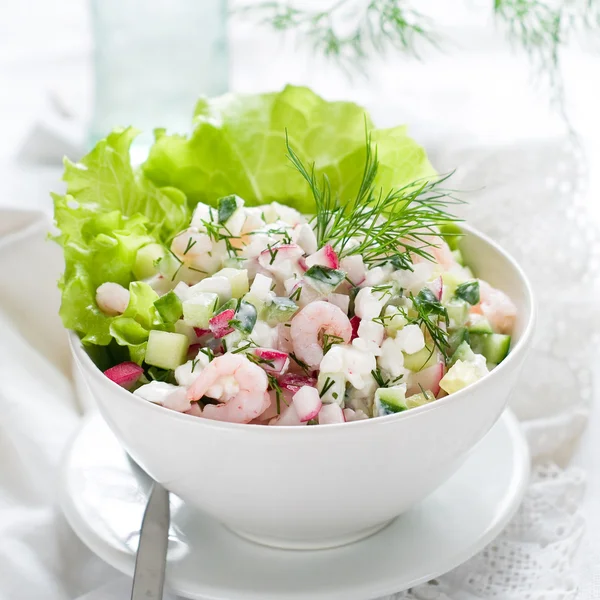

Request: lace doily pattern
left=379, top=139, right=595, bottom=600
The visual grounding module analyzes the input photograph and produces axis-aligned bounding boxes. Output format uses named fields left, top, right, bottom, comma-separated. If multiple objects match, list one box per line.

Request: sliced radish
left=293, top=386, right=322, bottom=422
left=209, top=309, right=235, bottom=338
left=407, top=362, right=445, bottom=397
left=343, top=408, right=369, bottom=422
left=305, top=244, right=339, bottom=269
left=193, top=327, right=210, bottom=338
left=269, top=402, right=306, bottom=426
left=279, top=372, right=317, bottom=394
left=258, top=243, right=304, bottom=271
left=103, top=362, right=144, bottom=389
left=427, top=276, right=443, bottom=301
left=350, top=315, right=361, bottom=341
left=187, top=343, right=202, bottom=359
left=252, top=348, right=290, bottom=375
left=318, top=403, right=345, bottom=425
left=298, top=256, right=308, bottom=272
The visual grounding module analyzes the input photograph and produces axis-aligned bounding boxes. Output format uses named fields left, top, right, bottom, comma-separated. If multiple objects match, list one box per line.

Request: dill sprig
left=408, top=288, right=450, bottom=357
left=371, top=367, right=404, bottom=388
left=236, top=0, right=437, bottom=69
left=285, top=129, right=463, bottom=270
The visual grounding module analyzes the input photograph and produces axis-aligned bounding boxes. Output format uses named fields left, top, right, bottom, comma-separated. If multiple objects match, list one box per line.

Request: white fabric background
left=1, top=1, right=600, bottom=599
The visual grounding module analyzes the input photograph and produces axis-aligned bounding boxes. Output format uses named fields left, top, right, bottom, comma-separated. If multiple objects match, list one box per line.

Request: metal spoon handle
left=131, top=483, right=170, bottom=600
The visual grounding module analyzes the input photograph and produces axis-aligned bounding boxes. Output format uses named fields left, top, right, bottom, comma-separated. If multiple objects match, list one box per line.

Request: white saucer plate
left=60, top=410, right=529, bottom=600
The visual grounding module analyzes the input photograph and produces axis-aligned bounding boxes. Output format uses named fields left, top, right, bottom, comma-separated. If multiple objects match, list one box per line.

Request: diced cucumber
left=449, top=340, right=476, bottom=366
left=318, top=372, right=346, bottom=406
left=174, top=319, right=199, bottom=343
left=145, top=330, right=189, bottom=370
left=455, top=280, right=480, bottom=305
left=441, top=270, right=468, bottom=299
left=230, top=300, right=257, bottom=334
left=439, top=223, right=463, bottom=251
left=469, top=333, right=511, bottom=364
left=439, top=359, right=487, bottom=394
left=403, top=345, right=438, bottom=372
left=182, top=292, right=219, bottom=328
left=304, top=265, right=345, bottom=294
left=468, top=315, right=493, bottom=334
left=189, top=276, right=232, bottom=303
left=154, top=291, right=183, bottom=324
left=218, top=298, right=238, bottom=313
left=263, top=297, right=299, bottom=325
left=404, top=390, right=436, bottom=408
left=383, top=305, right=408, bottom=337
left=133, top=243, right=165, bottom=280
left=375, top=385, right=407, bottom=415
left=214, top=268, right=249, bottom=298
left=448, top=328, right=470, bottom=358
left=446, top=299, right=469, bottom=327
left=451, top=249, right=464, bottom=265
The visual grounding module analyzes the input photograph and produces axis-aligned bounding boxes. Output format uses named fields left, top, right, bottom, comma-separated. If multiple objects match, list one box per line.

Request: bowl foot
left=226, top=518, right=396, bottom=550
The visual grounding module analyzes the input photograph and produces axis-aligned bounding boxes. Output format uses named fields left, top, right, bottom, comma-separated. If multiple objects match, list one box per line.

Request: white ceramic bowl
left=69, top=225, right=535, bottom=550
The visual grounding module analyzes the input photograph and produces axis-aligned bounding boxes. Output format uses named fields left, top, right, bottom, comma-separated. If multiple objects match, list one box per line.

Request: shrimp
left=96, top=282, right=130, bottom=316
left=411, top=235, right=457, bottom=271
left=186, top=353, right=270, bottom=424
left=471, top=280, right=517, bottom=334
left=290, top=301, right=353, bottom=368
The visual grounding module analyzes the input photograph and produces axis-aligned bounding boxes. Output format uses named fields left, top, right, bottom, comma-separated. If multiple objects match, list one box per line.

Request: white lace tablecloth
left=1, top=2, right=600, bottom=599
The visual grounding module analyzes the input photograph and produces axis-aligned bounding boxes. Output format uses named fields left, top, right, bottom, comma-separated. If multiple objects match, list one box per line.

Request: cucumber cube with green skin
left=439, top=223, right=463, bottom=250
left=145, top=330, right=189, bottom=370
left=375, top=386, right=408, bottom=415
left=154, top=291, right=183, bottom=324
left=133, top=243, right=165, bottom=280
left=446, top=299, right=469, bottom=327
left=454, top=280, right=480, bottom=305
left=449, top=340, right=477, bottom=367
left=383, top=306, right=408, bottom=337
left=442, top=271, right=469, bottom=300
left=175, top=319, right=199, bottom=343
left=230, top=300, right=257, bottom=334
left=263, top=297, right=299, bottom=325
left=469, top=333, right=511, bottom=364
left=214, top=268, right=249, bottom=298
left=182, top=292, right=219, bottom=328
left=318, top=372, right=346, bottom=406
left=468, top=315, right=494, bottom=334
left=447, top=328, right=470, bottom=358
left=451, top=249, right=465, bottom=265
left=403, top=345, right=438, bottom=372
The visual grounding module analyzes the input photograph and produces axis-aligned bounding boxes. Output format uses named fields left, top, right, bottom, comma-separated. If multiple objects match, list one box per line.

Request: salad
left=53, top=85, right=517, bottom=426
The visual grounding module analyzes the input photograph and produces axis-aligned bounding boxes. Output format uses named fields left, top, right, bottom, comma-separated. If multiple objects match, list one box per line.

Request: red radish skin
left=193, top=327, right=210, bottom=338
left=318, top=403, right=345, bottom=425
left=252, top=348, right=290, bottom=375
left=350, top=316, right=361, bottom=341
left=279, top=373, right=317, bottom=394
left=103, top=362, right=144, bottom=389
left=208, top=309, right=235, bottom=338
left=293, top=386, right=322, bottom=422
left=428, top=276, right=443, bottom=301
left=187, top=343, right=202, bottom=359
left=407, top=362, right=445, bottom=397
left=305, top=244, right=339, bottom=269
left=298, top=256, right=308, bottom=272
left=258, top=244, right=304, bottom=270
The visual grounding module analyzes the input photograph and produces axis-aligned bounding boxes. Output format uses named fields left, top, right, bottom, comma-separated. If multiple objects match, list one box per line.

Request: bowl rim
left=69, top=222, right=536, bottom=435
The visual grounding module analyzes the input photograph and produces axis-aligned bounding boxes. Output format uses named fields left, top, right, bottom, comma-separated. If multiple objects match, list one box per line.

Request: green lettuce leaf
left=142, top=85, right=435, bottom=213
left=53, top=128, right=191, bottom=346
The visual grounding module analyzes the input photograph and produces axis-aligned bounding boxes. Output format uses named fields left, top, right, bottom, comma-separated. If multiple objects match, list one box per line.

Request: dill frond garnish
left=285, top=129, right=462, bottom=271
